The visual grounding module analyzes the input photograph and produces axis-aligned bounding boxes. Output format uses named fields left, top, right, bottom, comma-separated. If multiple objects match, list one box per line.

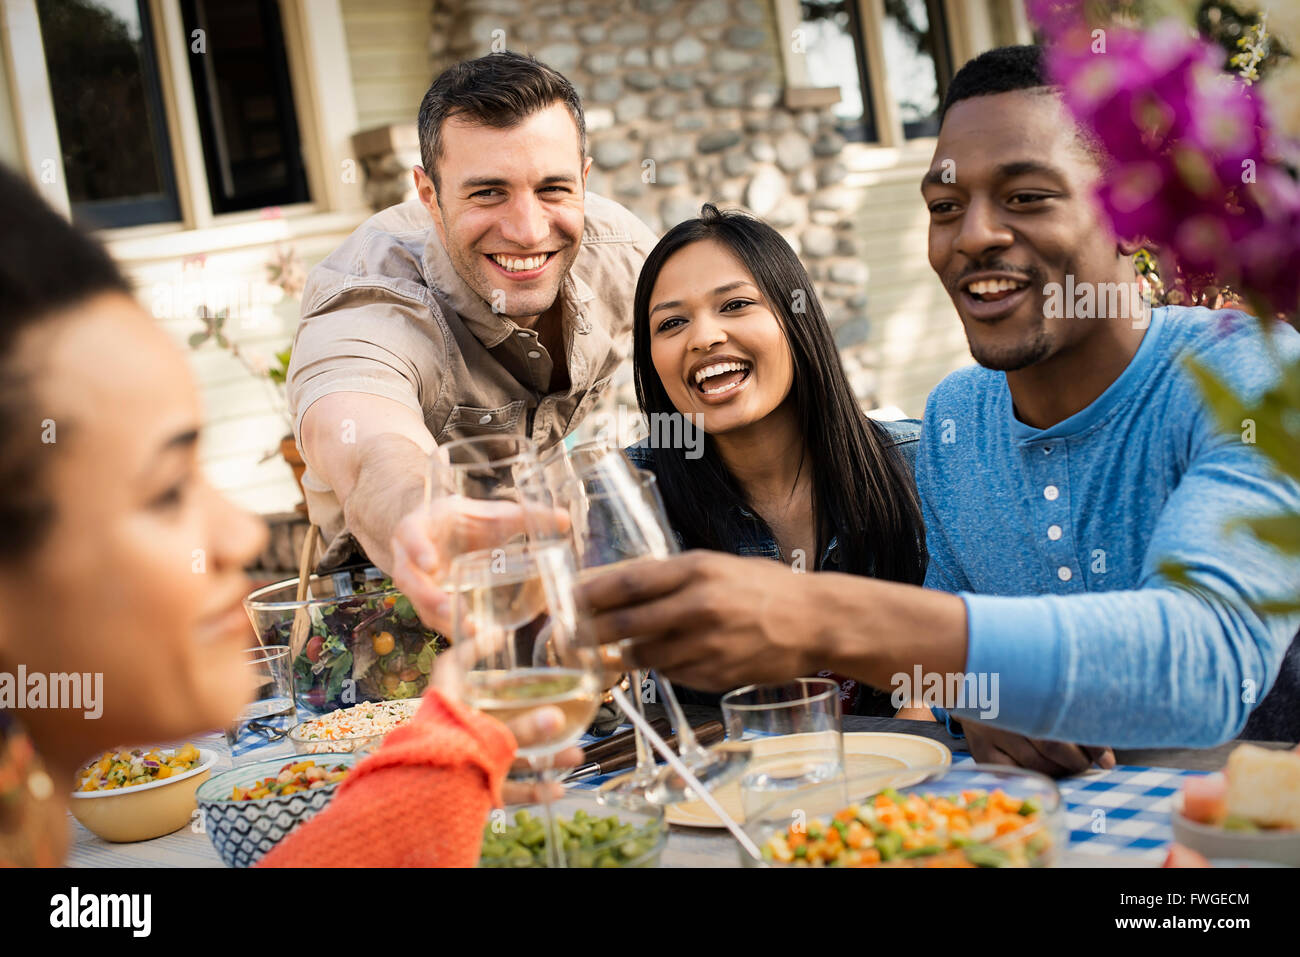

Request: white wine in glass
left=450, top=540, right=599, bottom=866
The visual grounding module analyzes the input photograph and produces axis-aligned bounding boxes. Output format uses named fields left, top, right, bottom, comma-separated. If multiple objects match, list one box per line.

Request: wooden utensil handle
left=600, top=721, right=725, bottom=773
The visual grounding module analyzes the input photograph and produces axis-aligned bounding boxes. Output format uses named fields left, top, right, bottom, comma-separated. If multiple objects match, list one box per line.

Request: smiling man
left=581, top=45, right=1300, bottom=770
left=287, top=53, right=656, bottom=579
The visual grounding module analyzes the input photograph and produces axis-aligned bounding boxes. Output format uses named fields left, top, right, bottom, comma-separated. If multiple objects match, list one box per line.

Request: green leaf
left=1255, top=597, right=1300, bottom=615
left=187, top=331, right=209, bottom=348
left=1225, top=513, right=1300, bottom=554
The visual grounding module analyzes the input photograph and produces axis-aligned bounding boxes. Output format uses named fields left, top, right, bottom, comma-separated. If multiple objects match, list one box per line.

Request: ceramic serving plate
left=658, top=731, right=952, bottom=828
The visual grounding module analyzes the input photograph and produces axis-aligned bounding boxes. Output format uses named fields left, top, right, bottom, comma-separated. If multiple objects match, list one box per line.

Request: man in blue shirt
left=582, top=46, right=1300, bottom=769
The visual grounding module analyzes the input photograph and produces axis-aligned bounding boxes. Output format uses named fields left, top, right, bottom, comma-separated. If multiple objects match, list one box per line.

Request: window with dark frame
left=180, top=0, right=311, bottom=214
left=798, top=0, right=953, bottom=143
left=34, top=0, right=311, bottom=230
left=880, top=0, right=954, bottom=139
left=799, top=0, right=879, bottom=143
left=36, top=0, right=182, bottom=230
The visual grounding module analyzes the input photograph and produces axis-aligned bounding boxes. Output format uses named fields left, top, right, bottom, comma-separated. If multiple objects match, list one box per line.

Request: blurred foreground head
left=0, top=165, right=265, bottom=775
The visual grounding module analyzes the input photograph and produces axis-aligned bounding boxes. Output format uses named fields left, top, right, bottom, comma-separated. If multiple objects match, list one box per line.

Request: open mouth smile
left=485, top=251, right=558, bottom=279
left=692, top=359, right=752, bottom=397
left=958, top=273, right=1034, bottom=322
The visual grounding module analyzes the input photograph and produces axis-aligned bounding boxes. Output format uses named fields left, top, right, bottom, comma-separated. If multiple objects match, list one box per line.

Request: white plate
left=662, top=731, right=952, bottom=828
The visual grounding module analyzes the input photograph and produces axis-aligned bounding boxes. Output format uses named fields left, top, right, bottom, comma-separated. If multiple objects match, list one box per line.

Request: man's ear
left=413, top=165, right=439, bottom=213
left=413, top=165, right=447, bottom=242
left=581, top=155, right=592, bottom=191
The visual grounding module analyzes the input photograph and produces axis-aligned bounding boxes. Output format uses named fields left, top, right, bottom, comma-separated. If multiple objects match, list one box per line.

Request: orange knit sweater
left=257, top=689, right=516, bottom=868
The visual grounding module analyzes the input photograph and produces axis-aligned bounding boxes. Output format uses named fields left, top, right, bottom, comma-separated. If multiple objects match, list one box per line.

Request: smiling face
left=922, top=89, right=1133, bottom=371
left=0, top=294, right=267, bottom=772
left=647, top=239, right=795, bottom=435
left=416, top=101, right=591, bottom=324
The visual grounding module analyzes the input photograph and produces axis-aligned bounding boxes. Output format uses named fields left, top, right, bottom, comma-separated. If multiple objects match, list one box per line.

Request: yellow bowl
left=69, top=749, right=218, bottom=843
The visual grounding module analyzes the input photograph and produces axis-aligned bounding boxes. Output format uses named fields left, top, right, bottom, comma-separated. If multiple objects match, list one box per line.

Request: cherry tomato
left=382, top=674, right=401, bottom=692
left=305, top=636, right=324, bottom=663
left=372, top=631, right=396, bottom=656
left=398, top=668, right=420, bottom=683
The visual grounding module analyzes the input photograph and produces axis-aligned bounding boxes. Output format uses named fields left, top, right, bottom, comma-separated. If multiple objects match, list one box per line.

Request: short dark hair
left=0, top=163, right=130, bottom=561
left=417, top=51, right=586, bottom=193
left=941, top=45, right=1049, bottom=120
left=940, top=44, right=1105, bottom=162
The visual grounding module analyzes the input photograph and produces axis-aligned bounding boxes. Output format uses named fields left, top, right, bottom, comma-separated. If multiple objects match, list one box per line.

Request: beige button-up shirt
left=287, top=192, right=658, bottom=558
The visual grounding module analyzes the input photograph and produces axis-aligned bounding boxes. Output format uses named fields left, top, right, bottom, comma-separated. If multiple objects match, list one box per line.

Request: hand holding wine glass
left=390, top=435, right=569, bottom=634
left=448, top=540, right=601, bottom=865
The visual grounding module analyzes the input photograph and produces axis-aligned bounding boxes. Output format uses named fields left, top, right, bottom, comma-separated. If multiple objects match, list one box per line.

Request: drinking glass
left=449, top=540, right=601, bottom=867
left=721, top=678, right=845, bottom=819
left=226, top=645, right=296, bottom=754
left=427, top=434, right=565, bottom=572
left=553, top=456, right=745, bottom=806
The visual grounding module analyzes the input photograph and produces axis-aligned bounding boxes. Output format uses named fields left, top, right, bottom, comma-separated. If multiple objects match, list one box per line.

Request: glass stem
left=653, top=671, right=704, bottom=759
left=627, top=668, right=657, bottom=783
left=530, top=754, right=566, bottom=869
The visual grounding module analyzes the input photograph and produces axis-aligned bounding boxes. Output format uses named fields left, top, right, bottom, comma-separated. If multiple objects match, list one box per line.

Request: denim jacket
left=625, top=417, right=920, bottom=569
left=623, top=418, right=922, bottom=715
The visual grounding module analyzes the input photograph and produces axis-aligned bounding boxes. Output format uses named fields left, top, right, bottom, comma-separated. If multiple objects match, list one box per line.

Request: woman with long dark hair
left=626, top=204, right=926, bottom=715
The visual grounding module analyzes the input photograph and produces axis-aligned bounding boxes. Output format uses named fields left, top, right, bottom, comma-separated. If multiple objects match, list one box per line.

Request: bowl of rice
left=287, top=698, right=422, bottom=754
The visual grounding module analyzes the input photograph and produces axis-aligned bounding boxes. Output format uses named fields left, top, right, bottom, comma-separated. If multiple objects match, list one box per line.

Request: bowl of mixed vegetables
left=244, top=565, right=446, bottom=716
left=742, top=764, right=1063, bottom=868
left=69, top=743, right=217, bottom=843
left=196, top=754, right=359, bottom=867
left=479, top=792, right=668, bottom=868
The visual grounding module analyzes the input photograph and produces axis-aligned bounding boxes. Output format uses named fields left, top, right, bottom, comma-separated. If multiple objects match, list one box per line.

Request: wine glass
left=554, top=458, right=747, bottom=806
left=449, top=540, right=601, bottom=867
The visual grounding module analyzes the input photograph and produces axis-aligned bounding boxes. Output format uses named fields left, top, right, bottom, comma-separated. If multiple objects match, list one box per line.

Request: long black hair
left=632, top=204, right=926, bottom=585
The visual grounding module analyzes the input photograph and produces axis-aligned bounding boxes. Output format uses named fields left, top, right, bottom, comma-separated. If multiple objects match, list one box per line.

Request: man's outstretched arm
left=299, top=391, right=434, bottom=572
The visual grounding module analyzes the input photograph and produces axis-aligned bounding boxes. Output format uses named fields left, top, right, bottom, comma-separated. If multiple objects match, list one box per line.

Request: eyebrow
left=921, top=160, right=1065, bottom=190
left=650, top=281, right=755, bottom=316
left=143, top=428, right=199, bottom=476
left=460, top=173, right=578, bottom=190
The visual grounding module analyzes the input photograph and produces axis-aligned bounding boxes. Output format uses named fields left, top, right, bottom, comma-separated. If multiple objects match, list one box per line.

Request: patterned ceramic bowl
left=195, top=753, right=359, bottom=868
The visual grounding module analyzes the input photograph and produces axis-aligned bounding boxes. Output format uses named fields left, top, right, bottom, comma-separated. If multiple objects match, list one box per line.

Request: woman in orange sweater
left=0, top=165, right=561, bottom=868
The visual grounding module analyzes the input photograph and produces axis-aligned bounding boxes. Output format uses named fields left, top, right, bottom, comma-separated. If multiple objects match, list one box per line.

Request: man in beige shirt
left=287, top=52, right=657, bottom=609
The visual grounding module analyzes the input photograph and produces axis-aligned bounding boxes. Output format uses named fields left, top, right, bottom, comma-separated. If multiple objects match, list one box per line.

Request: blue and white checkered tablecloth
left=566, top=728, right=1207, bottom=863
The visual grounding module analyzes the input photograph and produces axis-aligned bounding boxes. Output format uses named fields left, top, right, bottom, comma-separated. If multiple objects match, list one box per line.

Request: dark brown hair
left=0, top=163, right=130, bottom=561
left=417, top=51, right=586, bottom=193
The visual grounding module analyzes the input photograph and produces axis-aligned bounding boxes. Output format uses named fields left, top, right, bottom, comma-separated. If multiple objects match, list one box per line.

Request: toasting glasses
left=449, top=540, right=601, bottom=868
left=548, top=445, right=747, bottom=807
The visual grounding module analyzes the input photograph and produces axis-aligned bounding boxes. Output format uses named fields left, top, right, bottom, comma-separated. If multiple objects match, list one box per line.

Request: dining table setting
left=62, top=436, right=1300, bottom=872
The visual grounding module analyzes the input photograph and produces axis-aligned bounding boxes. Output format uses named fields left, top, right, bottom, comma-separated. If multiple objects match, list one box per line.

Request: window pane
left=799, top=0, right=877, bottom=142
left=181, top=0, right=310, bottom=213
left=880, top=0, right=952, bottom=139
left=36, top=0, right=180, bottom=229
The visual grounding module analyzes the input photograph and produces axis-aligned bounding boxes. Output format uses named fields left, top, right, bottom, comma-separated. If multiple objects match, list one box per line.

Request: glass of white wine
left=449, top=540, right=601, bottom=867
left=555, top=459, right=747, bottom=807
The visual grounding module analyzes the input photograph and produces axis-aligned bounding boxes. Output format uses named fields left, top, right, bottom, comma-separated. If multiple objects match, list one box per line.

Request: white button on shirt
left=528, top=350, right=541, bottom=359
left=478, top=414, right=493, bottom=425
left=1044, top=485, right=1060, bottom=501
left=1058, top=566, right=1072, bottom=581
left=1047, top=525, right=1062, bottom=541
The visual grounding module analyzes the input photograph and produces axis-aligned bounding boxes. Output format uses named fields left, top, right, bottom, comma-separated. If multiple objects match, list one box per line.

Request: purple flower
left=1028, top=2, right=1300, bottom=314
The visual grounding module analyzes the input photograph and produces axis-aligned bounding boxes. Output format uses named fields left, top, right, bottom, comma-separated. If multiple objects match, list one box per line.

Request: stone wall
left=355, top=0, right=885, bottom=420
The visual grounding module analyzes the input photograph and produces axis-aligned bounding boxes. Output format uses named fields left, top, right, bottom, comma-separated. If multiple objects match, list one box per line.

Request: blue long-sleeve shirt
left=915, top=305, right=1300, bottom=748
